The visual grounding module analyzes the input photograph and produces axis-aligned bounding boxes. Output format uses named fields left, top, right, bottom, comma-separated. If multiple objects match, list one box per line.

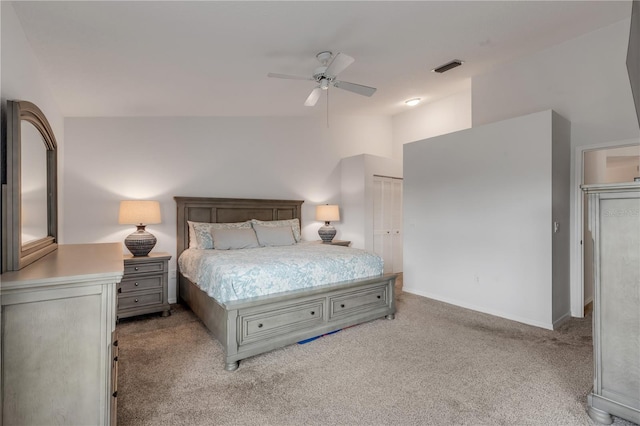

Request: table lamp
left=316, top=204, right=340, bottom=243
left=118, top=200, right=161, bottom=256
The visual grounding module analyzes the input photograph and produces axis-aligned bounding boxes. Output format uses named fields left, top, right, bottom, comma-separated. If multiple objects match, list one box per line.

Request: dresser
left=118, top=252, right=171, bottom=319
left=582, top=182, right=640, bottom=425
left=1, top=243, right=123, bottom=426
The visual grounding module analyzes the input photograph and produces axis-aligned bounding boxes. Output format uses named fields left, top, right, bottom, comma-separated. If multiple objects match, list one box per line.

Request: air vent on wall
left=432, top=59, right=464, bottom=73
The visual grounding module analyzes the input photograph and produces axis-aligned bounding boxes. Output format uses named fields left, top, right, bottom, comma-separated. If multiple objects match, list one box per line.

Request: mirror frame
left=2, top=100, right=58, bottom=272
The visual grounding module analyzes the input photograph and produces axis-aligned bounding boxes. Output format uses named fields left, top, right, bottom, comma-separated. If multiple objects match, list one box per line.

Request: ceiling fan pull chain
left=326, top=87, right=330, bottom=128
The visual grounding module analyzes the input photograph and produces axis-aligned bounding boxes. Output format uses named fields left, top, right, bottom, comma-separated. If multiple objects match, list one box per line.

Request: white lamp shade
left=118, top=200, right=161, bottom=225
left=316, top=204, right=340, bottom=222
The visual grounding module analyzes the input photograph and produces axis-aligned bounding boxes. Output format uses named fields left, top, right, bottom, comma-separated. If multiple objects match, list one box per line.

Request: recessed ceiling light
left=405, top=98, right=421, bottom=106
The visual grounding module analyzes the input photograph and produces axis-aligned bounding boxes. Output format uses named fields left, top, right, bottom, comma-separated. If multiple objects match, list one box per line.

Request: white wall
left=340, top=154, right=402, bottom=250
left=391, top=88, right=472, bottom=162
left=471, top=17, right=640, bottom=319
left=403, top=110, right=569, bottom=330
left=551, top=114, right=572, bottom=324
left=63, top=115, right=393, bottom=302
left=472, top=19, right=638, bottom=146
left=1, top=2, right=65, bottom=237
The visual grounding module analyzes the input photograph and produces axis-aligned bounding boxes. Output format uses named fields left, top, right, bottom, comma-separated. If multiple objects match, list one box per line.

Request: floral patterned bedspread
left=178, top=242, right=384, bottom=303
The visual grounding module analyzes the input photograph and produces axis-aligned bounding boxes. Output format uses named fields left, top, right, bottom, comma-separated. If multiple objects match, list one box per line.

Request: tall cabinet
left=373, top=176, right=403, bottom=274
left=582, top=182, right=640, bottom=425
left=1, top=243, right=123, bottom=426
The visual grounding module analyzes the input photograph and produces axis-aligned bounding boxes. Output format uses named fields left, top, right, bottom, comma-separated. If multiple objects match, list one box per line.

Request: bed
left=175, top=196, right=397, bottom=370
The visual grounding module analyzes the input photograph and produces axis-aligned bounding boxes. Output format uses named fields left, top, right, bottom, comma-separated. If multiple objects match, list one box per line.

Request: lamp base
left=318, top=224, right=336, bottom=243
left=124, top=225, right=157, bottom=256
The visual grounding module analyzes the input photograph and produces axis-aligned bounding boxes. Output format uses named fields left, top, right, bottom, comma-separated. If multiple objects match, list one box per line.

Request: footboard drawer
left=329, top=284, right=389, bottom=319
left=239, top=299, right=324, bottom=344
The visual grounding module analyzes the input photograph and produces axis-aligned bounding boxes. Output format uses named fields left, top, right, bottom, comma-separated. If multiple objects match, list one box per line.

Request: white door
left=373, top=176, right=403, bottom=274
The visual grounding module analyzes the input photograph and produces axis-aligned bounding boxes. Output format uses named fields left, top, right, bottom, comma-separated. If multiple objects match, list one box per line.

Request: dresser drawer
left=119, top=275, right=162, bottom=293
left=329, top=285, right=389, bottom=319
left=239, top=299, right=324, bottom=344
left=119, top=291, right=163, bottom=310
left=124, top=260, right=165, bottom=275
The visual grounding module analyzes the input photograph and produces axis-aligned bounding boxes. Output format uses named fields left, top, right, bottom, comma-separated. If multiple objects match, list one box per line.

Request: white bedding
left=178, top=242, right=384, bottom=303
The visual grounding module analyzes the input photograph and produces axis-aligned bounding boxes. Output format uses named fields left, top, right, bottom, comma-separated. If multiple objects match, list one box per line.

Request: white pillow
left=211, top=228, right=259, bottom=250
left=253, top=224, right=296, bottom=247
left=188, top=220, right=252, bottom=249
left=187, top=220, right=198, bottom=249
left=251, top=218, right=301, bottom=242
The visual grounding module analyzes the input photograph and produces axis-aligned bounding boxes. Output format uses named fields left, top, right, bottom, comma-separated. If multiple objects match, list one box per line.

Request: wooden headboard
left=174, top=196, right=304, bottom=260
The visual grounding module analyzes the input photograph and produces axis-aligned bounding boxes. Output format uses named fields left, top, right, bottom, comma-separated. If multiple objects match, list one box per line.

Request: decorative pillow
left=251, top=218, right=301, bottom=242
left=187, top=220, right=198, bottom=249
left=189, top=220, right=252, bottom=249
left=253, top=224, right=296, bottom=247
left=211, top=228, right=259, bottom=250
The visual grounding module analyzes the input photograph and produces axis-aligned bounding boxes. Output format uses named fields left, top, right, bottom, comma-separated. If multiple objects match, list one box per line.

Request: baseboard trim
left=402, top=286, right=555, bottom=330
left=552, top=311, right=572, bottom=330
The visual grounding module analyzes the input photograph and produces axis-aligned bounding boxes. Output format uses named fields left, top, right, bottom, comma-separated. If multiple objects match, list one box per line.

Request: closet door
left=373, top=176, right=403, bottom=274
left=391, top=178, right=403, bottom=273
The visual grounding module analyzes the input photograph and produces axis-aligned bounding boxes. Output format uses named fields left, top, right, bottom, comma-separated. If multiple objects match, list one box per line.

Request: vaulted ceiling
left=10, top=1, right=632, bottom=117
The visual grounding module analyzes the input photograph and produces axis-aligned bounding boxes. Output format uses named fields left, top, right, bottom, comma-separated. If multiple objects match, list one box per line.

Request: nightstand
left=118, top=252, right=171, bottom=320
left=318, top=240, right=351, bottom=247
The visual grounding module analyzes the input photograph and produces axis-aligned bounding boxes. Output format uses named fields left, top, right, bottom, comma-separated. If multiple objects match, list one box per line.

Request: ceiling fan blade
left=267, top=72, right=313, bottom=81
left=304, top=87, right=322, bottom=106
left=324, top=53, right=354, bottom=77
left=333, top=80, right=377, bottom=97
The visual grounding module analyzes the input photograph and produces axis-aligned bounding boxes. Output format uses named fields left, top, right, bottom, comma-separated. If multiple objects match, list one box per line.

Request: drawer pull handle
left=377, top=295, right=381, bottom=299
left=113, top=340, right=119, bottom=347
left=340, top=304, right=345, bottom=308
left=114, top=356, right=118, bottom=362
left=134, top=282, right=139, bottom=286
left=118, top=287, right=122, bottom=293
left=310, top=311, right=315, bottom=315
left=134, top=299, right=139, bottom=303
left=258, top=323, right=263, bottom=328
left=113, top=391, right=118, bottom=398
left=134, top=267, right=139, bottom=271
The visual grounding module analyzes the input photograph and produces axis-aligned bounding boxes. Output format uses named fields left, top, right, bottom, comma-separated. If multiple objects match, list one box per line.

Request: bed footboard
left=179, top=273, right=397, bottom=370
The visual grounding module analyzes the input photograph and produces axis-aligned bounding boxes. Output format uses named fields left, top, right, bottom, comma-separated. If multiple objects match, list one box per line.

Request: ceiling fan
left=268, top=51, right=377, bottom=106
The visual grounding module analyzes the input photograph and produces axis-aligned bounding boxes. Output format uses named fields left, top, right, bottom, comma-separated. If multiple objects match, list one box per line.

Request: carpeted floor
left=116, top=289, right=635, bottom=426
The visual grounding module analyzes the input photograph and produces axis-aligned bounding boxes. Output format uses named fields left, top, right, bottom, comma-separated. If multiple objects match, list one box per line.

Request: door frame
left=570, top=138, right=640, bottom=317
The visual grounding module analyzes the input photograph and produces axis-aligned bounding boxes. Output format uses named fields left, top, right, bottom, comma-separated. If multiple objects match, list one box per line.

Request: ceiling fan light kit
left=268, top=51, right=377, bottom=107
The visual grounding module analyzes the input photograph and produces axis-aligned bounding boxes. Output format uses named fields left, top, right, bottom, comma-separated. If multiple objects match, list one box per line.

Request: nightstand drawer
left=119, top=291, right=163, bottom=310
left=124, top=261, right=165, bottom=275
left=329, top=285, right=388, bottom=319
left=120, top=276, right=162, bottom=293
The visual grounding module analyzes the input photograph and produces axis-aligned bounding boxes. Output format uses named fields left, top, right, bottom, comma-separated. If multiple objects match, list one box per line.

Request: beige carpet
left=116, top=290, right=635, bottom=426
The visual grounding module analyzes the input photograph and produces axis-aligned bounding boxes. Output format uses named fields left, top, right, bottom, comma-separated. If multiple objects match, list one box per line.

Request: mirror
left=21, top=121, right=49, bottom=244
left=2, top=100, right=58, bottom=272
